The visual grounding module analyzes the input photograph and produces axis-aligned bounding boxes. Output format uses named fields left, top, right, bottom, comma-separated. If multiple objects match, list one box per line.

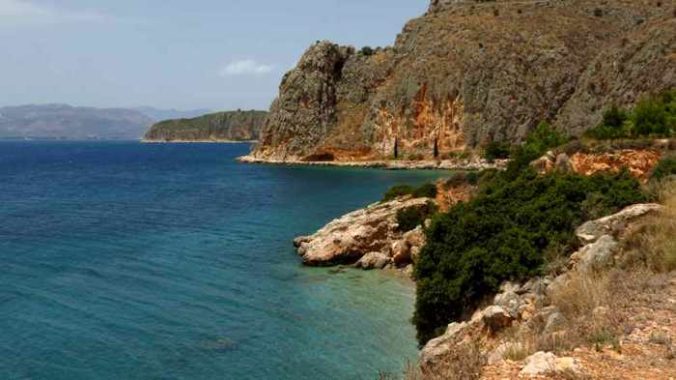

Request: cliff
left=247, top=0, right=675, bottom=163
left=143, top=110, right=267, bottom=142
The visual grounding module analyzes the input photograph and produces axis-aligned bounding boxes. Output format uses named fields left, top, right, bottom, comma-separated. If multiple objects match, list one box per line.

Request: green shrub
left=382, top=183, right=438, bottom=202
left=412, top=169, right=646, bottom=345
left=413, top=183, right=438, bottom=199
left=359, top=46, right=375, bottom=56
left=484, top=141, right=511, bottom=161
left=651, top=155, right=676, bottom=181
left=396, top=201, right=439, bottom=232
left=383, top=185, right=415, bottom=201
left=445, top=171, right=480, bottom=187
left=584, top=90, right=675, bottom=140
left=584, top=105, right=630, bottom=140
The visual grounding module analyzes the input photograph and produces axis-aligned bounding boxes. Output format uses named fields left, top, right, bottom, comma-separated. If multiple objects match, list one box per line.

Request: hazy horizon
left=0, top=0, right=427, bottom=111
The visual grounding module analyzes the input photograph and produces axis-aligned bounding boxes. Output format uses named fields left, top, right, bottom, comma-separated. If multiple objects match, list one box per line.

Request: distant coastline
left=142, top=139, right=257, bottom=144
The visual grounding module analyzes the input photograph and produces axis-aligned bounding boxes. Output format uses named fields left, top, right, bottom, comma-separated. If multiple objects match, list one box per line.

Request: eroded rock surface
left=293, top=197, right=430, bottom=266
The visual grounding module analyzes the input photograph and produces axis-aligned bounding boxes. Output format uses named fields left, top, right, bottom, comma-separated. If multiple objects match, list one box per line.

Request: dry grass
left=540, top=270, right=625, bottom=353
left=622, top=179, right=676, bottom=272
left=404, top=343, right=484, bottom=380
left=550, top=273, right=612, bottom=318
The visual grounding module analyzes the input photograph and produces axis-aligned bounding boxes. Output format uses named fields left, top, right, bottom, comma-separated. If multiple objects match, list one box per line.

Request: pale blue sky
left=0, top=0, right=428, bottom=110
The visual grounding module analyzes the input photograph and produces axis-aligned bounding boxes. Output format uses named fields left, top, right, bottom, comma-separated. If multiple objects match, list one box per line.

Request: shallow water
left=0, top=141, right=447, bottom=380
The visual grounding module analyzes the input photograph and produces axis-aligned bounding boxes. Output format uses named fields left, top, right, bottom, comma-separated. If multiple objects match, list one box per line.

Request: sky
left=0, top=0, right=428, bottom=111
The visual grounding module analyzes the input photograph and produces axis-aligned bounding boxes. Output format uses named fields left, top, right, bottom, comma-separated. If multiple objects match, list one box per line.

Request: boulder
left=555, top=153, right=573, bottom=173
left=487, top=342, right=527, bottom=365
left=531, top=151, right=556, bottom=175
left=494, top=289, right=522, bottom=318
left=482, top=305, right=513, bottom=333
left=393, top=226, right=426, bottom=265
left=355, top=252, right=391, bottom=270
left=544, top=310, right=568, bottom=334
left=294, top=197, right=431, bottom=265
left=571, top=235, right=619, bottom=272
left=576, top=203, right=663, bottom=244
left=520, top=352, right=585, bottom=378
left=520, top=351, right=557, bottom=376
left=420, top=322, right=470, bottom=367
left=391, top=240, right=410, bottom=265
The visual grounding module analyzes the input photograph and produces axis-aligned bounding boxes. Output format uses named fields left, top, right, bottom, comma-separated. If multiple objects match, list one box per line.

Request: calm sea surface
left=0, top=141, right=447, bottom=380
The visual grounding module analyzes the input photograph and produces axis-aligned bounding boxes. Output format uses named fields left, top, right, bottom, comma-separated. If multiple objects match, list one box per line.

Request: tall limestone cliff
left=248, top=0, right=675, bottom=162
left=144, top=110, right=267, bottom=142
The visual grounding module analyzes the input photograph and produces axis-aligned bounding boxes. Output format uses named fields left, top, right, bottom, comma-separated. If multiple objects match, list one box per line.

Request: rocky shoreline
left=293, top=197, right=430, bottom=272
left=142, top=139, right=258, bottom=144
left=238, top=155, right=506, bottom=171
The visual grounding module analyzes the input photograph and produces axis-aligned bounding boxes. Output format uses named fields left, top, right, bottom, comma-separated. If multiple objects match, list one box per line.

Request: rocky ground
left=415, top=202, right=675, bottom=379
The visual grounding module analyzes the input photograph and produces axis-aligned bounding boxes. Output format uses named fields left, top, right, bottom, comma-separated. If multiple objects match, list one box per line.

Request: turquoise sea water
left=0, top=142, right=446, bottom=380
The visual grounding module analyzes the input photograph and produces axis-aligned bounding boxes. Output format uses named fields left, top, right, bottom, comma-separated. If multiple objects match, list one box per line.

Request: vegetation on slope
left=412, top=125, right=648, bottom=345
left=583, top=90, right=675, bottom=140
left=382, top=183, right=438, bottom=202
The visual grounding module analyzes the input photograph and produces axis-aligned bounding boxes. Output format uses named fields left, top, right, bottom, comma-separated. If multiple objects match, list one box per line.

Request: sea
left=0, top=141, right=447, bottom=380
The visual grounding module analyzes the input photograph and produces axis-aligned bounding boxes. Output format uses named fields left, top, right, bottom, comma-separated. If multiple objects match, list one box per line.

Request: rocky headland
left=293, top=179, right=474, bottom=272
left=143, top=110, right=266, bottom=143
left=242, top=0, right=674, bottom=164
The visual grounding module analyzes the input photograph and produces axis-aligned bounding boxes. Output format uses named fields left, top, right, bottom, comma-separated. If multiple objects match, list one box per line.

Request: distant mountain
left=132, top=107, right=213, bottom=122
left=143, top=110, right=267, bottom=142
left=0, top=104, right=154, bottom=140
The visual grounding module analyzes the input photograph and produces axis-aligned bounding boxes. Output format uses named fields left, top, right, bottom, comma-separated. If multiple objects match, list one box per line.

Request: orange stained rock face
left=570, top=149, right=662, bottom=182
left=374, top=83, right=466, bottom=159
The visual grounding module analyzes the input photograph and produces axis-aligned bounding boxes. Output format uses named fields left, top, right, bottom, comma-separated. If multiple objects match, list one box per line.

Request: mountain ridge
left=248, top=0, right=675, bottom=162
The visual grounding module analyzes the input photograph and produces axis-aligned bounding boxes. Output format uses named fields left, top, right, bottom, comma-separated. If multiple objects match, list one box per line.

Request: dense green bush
left=396, top=201, right=439, bottom=232
left=383, top=183, right=438, bottom=202
left=413, top=169, right=646, bottom=345
left=651, top=155, right=676, bottom=181
left=584, top=90, right=675, bottom=140
left=583, top=105, right=630, bottom=140
left=484, top=141, right=511, bottom=161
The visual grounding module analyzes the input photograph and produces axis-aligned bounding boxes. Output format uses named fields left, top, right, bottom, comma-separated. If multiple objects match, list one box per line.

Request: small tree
left=360, top=46, right=375, bottom=56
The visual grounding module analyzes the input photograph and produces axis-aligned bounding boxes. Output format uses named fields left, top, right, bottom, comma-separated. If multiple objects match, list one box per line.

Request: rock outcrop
left=575, top=203, right=663, bottom=243
left=293, top=197, right=430, bottom=267
left=532, top=146, right=669, bottom=182
left=247, top=0, right=674, bottom=163
left=143, top=110, right=266, bottom=142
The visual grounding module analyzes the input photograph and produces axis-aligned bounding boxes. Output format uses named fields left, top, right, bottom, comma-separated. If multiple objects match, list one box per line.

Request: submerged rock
left=355, top=252, right=391, bottom=270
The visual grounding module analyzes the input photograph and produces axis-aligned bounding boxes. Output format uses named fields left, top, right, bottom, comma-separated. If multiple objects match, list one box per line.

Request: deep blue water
left=0, top=142, right=447, bottom=380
